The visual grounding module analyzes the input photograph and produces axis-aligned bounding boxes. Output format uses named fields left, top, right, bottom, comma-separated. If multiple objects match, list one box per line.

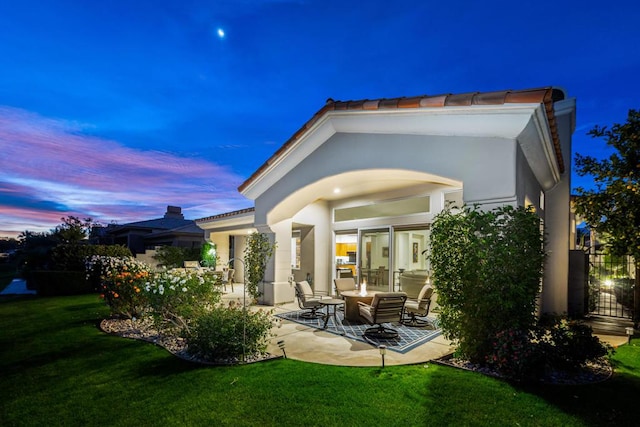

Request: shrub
left=486, top=328, right=542, bottom=380
left=152, top=246, right=202, bottom=269
left=243, top=232, right=276, bottom=301
left=31, top=270, right=93, bottom=296
left=52, top=244, right=132, bottom=271
left=86, top=256, right=151, bottom=318
left=144, top=269, right=222, bottom=333
left=430, top=205, right=545, bottom=363
left=186, top=305, right=274, bottom=361
left=537, top=318, right=611, bottom=371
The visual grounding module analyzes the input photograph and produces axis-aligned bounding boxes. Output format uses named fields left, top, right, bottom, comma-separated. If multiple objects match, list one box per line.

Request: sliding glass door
left=358, top=228, right=391, bottom=292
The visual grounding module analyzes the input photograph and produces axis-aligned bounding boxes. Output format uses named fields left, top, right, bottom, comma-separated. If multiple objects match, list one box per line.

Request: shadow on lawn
left=425, top=359, right=640, bottom=426
left=519, top=372, right=640, bottom=425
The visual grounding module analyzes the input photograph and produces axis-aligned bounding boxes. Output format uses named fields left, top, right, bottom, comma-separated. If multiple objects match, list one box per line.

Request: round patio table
left=341, top=290, right=379, bottom=322
left=319, top=299, right=345, bottom=334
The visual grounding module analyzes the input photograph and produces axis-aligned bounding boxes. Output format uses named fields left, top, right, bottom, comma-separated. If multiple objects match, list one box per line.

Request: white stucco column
left=268, top=220, right=293, bottom=284
left=539, top=98, right=575, bottom=315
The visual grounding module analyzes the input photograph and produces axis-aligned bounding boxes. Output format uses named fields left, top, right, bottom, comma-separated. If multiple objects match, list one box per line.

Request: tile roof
left=196, top=207, right=255, bottom=223
left=238, top=87, right=566, bottom=193
left=109, top=217, right=194, bottom=231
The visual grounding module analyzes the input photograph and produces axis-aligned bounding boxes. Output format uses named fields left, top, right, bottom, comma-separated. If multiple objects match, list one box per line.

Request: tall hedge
left=51, top=244, right=132, bottom=271
left=430, top=205, right=546, bottom=363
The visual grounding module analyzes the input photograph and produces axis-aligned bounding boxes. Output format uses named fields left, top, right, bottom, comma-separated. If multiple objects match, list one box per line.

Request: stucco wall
left=254, top=133, right=519, bottom=226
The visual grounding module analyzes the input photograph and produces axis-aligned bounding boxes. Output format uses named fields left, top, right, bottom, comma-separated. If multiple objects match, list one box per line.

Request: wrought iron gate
left=588, top=254, right=634, bottom=319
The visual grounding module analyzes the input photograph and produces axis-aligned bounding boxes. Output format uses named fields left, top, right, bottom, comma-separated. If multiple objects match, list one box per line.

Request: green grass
left=1, top=295, right=639, bottom=426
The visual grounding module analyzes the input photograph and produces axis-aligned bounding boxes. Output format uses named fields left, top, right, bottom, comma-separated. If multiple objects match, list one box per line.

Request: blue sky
left=1, top=0, right=638, bottom=238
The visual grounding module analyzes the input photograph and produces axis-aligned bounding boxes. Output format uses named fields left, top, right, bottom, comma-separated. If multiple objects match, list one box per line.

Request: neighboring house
left=107, top=206, right=204, bottom=255
left=197, top=87, right=576, bottom=315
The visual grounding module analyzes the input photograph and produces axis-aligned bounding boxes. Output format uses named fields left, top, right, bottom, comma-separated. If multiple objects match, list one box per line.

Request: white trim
left=241, top=104, right=543, bottom=200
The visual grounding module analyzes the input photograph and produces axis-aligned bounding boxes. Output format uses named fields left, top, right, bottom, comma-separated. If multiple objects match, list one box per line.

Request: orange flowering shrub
left=86, top=255, right=151, bottom=318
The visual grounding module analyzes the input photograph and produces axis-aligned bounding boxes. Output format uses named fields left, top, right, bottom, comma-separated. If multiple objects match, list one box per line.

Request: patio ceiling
left=266, top=169, right=459, bottom=224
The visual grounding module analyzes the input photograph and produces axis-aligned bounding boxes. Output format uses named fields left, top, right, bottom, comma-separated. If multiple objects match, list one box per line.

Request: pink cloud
left=0, top=106, right=252, bottom=236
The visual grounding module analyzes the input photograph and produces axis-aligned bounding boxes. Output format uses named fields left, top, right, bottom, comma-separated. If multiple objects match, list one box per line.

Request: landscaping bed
left=100, top=316, right=280, bottom=365
left=434, top=354, right=613, bottom=385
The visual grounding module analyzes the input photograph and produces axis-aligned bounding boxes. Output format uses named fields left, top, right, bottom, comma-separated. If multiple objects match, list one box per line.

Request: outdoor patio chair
left=358, top=292, right=407, bottom=339
left=334, top=277, right=357, bottom=298
left=295, top=281, right=325, bottom=319
left=402, top=284, right=434, bottom=327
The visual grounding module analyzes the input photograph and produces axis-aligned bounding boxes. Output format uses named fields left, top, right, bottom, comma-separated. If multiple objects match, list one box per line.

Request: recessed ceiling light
left=333, top=188, right=341, bottom=194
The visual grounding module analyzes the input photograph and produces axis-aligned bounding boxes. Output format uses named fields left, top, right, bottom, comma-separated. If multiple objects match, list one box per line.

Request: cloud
left=0, top=106, right=251, bottom=235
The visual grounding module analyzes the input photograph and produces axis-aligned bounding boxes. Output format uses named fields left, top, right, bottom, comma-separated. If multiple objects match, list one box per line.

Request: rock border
left=433, top=354, right=613, bottom=385
left=99, top=317, right=282, bottom=366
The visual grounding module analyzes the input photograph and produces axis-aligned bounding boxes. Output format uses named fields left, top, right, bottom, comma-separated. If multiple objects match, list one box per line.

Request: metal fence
left=588, top=254, right=635, bottom=319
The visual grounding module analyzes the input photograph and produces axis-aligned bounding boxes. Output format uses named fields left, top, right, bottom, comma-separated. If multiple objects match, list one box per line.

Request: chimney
left=164, top=205, right=184, bottom=219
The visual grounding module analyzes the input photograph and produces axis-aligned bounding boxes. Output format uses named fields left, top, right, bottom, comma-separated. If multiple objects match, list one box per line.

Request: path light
left=379, top=345, right=387, bottom=368
left=278, top=340, right=287, bottom=358
left=626, top=327, right=634, bottom=345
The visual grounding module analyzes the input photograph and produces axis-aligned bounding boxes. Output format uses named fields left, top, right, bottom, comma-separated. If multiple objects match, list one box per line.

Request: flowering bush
left=86, top=255, right=151, bottom=319
left=144, top=269, right=222, bottom=333
left=486, top=328, right=541, bottom=380
left=186, top=304, right=275, bottom=361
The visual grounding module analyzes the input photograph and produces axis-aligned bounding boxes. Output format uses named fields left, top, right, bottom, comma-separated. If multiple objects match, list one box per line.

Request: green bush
left=52, top=244, right=132, bottom=271
left=486, top=328, right=542, bottom=380
left=144, top=269, right=222, bottom=333
left=85, top=256, right=151, bottom=318
left=430, top=205, right=545, bottom=363
left=537, top=318, right=611, bottom=371
left=152, top=246, right=201, bottom=269
left=243, top=232, right=276, bottom=300
left=31, top=271, right=93, bottom=296
left=187, top=305, right=274, bottom=361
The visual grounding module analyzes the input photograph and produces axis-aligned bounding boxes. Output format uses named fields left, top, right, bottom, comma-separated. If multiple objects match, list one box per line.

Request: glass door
left=392, top=225, right=430, bottom=295
left=358, top=227, right=391, bottom=293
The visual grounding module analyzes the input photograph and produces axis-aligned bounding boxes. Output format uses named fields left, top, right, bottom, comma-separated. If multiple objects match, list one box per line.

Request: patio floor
left=222, top=284, right=453, bottom=367
left=222, top=284, right=629, bottom=366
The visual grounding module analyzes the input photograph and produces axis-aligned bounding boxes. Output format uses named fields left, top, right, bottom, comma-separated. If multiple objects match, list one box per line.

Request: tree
left=52, top=216, right=98, bottom=243
left=573, top=109, right=640, bottom=326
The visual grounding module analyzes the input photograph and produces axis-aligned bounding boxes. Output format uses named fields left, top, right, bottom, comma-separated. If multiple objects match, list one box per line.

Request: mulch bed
left=99, top=317, right=280, bottom=365
left=433, top=354, right=613, bottom=385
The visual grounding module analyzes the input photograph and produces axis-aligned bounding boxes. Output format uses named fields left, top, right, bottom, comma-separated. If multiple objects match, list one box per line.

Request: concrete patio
left=221, top=284, right=629, bottom=366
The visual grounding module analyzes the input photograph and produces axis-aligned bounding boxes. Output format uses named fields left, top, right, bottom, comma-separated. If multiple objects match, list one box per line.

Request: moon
left=217, top=28, right=225, bottom=39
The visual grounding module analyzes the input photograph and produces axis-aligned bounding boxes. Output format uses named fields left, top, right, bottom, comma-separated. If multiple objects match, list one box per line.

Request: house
left=197, top=87, right=576, bottom=315
left=107, top=205, right=204, bottom=255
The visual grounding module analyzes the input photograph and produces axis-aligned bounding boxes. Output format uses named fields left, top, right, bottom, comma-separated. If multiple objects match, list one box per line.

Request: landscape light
left=379, top=345, right=387, bottom=368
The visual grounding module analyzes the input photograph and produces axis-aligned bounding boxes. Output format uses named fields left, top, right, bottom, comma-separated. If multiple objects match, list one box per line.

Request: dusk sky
left=1, top=0, right=638, bottom=238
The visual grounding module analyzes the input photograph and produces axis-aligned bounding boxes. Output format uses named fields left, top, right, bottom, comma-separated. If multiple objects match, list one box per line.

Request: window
left=291, top=230, right=301, bottom=269
left=444, top=190, right=463, bottom=210
left=334, top=196, right=430, bottom=222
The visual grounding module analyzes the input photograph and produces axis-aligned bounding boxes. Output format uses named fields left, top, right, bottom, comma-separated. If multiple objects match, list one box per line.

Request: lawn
left=1, top=294, right=639, bottom=426
left=0, top=262, right=17, bottom=292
